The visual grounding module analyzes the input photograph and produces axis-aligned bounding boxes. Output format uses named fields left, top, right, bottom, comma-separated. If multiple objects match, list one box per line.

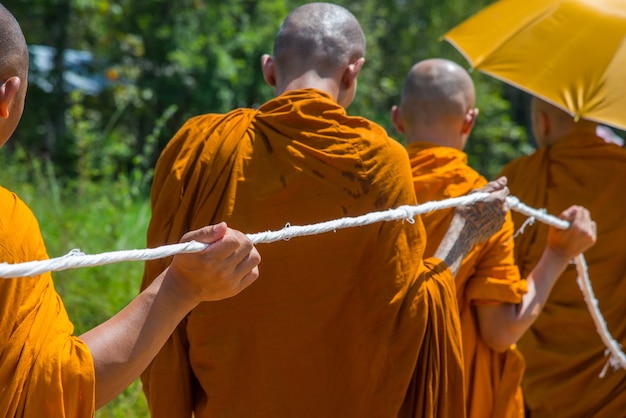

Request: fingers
left=490, top=185, right=510, bottom=200
left=557, top=205, right=580, bottom=223
left=479, top=180, right=509, bottom=217
left=559, top=205, right=594, bottom=233
left=204, top=226, right=261, bottom=283
left=480, top=176, right=508, bottom=193
left=548, top=205, right=596, bottom=258
left=235, top=254, right=261, bottom=293
left=493, top=176, right=507, bottom=188
left=572, top=206, right=596, bottom=241
left=221, top=229, right=258, bottom=273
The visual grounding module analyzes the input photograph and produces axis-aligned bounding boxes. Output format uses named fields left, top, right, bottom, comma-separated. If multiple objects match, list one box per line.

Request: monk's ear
left=261, top=54, right=276, bottom=87
left=462, top=107, right=478, bottom=134
left=341, top=57, right=365, bottom=90
left=391, top=105, right=405, bottom=134
left=0, top=77, right=21, bottom=119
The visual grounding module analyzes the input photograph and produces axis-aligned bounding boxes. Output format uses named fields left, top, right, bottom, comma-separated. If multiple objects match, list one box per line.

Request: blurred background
left=2, top=1, right=622, bottom=416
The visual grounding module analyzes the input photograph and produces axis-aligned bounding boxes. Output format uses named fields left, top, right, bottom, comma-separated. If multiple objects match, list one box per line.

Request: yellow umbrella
left=443, top=0, right=626, bottom=130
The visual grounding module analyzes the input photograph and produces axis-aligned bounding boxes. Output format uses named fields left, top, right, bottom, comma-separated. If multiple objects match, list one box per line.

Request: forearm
left=79, top=271, right=196, bottom=409
left=513, top=246, right=571, bottom=335
left=433, top=214, right=474, bottom=276
left=479, top=246, right=571, bottom=351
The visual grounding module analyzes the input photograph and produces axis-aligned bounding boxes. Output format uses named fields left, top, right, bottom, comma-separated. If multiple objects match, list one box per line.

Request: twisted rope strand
left=506, top=196, right=570, bottom=229
left=574, top=255, right=626, bottom=375
left=248, top=192, right=491, bottom=243
left=0, top=241, right=209, bottom=279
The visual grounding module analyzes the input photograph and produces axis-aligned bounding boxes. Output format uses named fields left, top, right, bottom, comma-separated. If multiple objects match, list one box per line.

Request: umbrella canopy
left=443, top=0, right=626, bottom=130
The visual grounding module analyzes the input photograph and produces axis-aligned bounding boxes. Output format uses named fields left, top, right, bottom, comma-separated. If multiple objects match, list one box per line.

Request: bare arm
left=477, top=206, right=596, bottom=352
left=434, top=177, right=510, bottom=275
left=79, top=223, right=261, bottom=408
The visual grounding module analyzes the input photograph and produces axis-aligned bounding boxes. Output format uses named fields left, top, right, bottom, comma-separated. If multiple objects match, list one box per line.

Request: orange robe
left=407, top=142, right=527, bottom=418
left=500, top=133, right=626, bottom=418
left=0, top=187, right=95, bottom=417
left=141, top=89, right=466, bottom=418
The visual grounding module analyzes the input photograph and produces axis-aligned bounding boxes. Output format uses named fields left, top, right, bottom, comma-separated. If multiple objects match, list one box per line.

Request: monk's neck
left=406, top=127, right=465, bottom=151
left=541, top=123, right=599, bottom=148
left=277, top=74, right=340, bottom=102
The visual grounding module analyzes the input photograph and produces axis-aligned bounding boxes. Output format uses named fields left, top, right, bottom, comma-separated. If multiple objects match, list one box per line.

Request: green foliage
left=469, top=74, right=534, bottom=179
left=9, top=0, right=532, bottom=181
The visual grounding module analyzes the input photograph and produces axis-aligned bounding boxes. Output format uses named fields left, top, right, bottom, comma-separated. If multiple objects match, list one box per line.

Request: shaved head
left=531, top=96, right=578, bottom=127
left=399, top=58, right=475, bottom=128
left=530, top=96, right=597, bottom=147
left=0, top=3, right=28, bottom=147
left=273, top=2, right=365, bottom=78
left=0, top=3, right=28, bottom=80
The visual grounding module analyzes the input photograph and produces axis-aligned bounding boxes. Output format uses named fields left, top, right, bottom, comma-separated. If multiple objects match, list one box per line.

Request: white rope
left=0, top=192, right=490, bottom=278
left=574, top=255, right=626, bottom=375
left=506, top=196, right=570, bottom=229
left=248, top=192, right=491, bottom=244
left=0, top=192, right=623, bottom=373
left=0, top=241, right=210, bottom=279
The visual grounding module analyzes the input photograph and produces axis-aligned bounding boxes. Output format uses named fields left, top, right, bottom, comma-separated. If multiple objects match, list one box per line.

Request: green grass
left=0, top=152, right=152, bottom=417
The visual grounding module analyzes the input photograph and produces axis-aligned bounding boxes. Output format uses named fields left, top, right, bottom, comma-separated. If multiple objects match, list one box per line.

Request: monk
left=140, top=3, right=512, bottom=418
left=500, top=97, right=626, bottom=418
left=391, top=58, right=597, bottom=418
left=0, top=4, right=261, bottom=417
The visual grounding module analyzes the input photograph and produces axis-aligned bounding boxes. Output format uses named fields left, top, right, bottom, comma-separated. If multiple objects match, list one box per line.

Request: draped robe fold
left=0, top=187, right=95, bottom=417
left=500, top=133, right=626, bottom=418
left=141, top=89, right=465, bottom=418
left=407, top=142, right=527, bottom=418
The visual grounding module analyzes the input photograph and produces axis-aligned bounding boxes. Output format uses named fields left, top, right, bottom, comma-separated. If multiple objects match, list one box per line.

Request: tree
left=7, top=0, right=531, bottom=184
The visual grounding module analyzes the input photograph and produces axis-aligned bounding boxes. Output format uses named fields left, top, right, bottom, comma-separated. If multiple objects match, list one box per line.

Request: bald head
left=400, top=59, right=475, bottom=128
left=393, top=58, right=476, bottom=149
left=0, top=4, right=28, bottom=147
left=273, top=2, right=365, bottom=79
left=0, top=4, right=28, bottom=80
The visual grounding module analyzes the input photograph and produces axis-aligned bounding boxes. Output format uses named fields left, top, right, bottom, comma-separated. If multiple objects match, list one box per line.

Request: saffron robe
left=0, top=187, right=95, bottom=417
left=141, top=89, right=466, bottom=418
left=500, top=133, right=626, bottom=418
left=407, top=142, right=527, bottom=418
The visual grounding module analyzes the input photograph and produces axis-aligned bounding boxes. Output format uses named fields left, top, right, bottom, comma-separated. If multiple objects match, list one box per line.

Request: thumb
left=493, top=176, right=507, bottom=188
left=558, top=206, right=579, bottom=224
left=180, top=222, right=228, bottom=244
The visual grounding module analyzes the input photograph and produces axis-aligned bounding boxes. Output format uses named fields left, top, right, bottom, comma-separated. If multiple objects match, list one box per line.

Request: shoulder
left=499, top=151, right=539, bottom=183
left=183, top=108, right=256, bottom=131
left=348, top=117, right=406, bottom=157
left=171, top=108, right=256, bottom=142
left=0, top=186, right=35, bottom=226
left=500, top=153, right=534, bottom=173
left=156, top=109, right=255, bottom=167
left=0, top=187, right=48, bottom=264
left=361, top=129, right=410, bottom=175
